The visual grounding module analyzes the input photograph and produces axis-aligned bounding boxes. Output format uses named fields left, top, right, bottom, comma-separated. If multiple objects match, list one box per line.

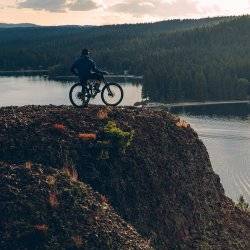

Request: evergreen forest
left=0, top=16, right=249, bottom=102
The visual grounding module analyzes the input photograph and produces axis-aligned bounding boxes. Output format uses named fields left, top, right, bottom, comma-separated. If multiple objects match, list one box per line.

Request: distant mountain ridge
left=0, top=16, right=232, bottom=29
left=0, top=23, right=40, bottom=28
left=0, top=23, right=95, bottom=29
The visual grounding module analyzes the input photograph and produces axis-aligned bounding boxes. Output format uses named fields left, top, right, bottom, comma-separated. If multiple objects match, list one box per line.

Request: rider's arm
left=70, top=61, right=78, bottom=76
left=91, top=60, right=101, bottom=74
left=91, top=60, right=108, bottom=75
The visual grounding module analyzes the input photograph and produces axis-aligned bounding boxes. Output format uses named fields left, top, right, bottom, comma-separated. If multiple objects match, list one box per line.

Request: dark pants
left=80, top=72, right=103, bottom=86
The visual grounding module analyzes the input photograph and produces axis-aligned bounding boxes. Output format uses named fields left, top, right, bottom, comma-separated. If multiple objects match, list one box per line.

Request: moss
left=104, top=121, right=134, bottom=153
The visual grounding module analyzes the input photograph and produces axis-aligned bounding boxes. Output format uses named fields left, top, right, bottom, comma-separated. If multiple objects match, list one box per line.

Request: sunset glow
left=0, top=0, right=249, bottom=25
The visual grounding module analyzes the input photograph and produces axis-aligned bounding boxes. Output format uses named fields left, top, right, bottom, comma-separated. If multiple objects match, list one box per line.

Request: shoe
left=94, top=83, right=101, bottom=93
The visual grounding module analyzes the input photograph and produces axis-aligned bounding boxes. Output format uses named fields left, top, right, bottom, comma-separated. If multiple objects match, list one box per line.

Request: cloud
left=17, top=0, right=67, bottom=12
left=69, top=0, right=99, bottom=11
left=17, top=0, right=99, bottom=12
left=109, top=0, right=201, bottom=17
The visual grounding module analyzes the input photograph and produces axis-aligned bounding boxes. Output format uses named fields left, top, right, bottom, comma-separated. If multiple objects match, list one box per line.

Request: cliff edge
left=0, top=105, right=249, bottom=249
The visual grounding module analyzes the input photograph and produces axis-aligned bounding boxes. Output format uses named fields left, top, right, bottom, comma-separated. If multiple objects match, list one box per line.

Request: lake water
left=181, top=115, right=250, bottom=203
left=0, top=76, right=249, bottom=203
left=0, top=76, right=142, bottom=106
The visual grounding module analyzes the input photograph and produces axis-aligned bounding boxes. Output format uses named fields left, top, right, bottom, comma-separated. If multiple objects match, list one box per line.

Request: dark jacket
left=71, top=55, right=102, bottom=80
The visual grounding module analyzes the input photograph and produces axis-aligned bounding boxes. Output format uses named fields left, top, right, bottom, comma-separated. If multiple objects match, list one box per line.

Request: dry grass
left=34, top=224, right=48, bottom=233
left=175, top=119, right=190, bottom=129
left=49, top=192, right=59, bottom=208
left=53, top=123, right=66, bottom=132
left=46, top=175, right=56, bottom=186
left=24, top=161, right=32, bottom=170
left=72, top=235, right=84, bottom=248
left=97, top=108, right=109, bottom=120
left=100, top=195, right=108, bottom=204
left=63, top=165, right=78, bottom=182
left=100, top=195, right=109, bottom=210
left=78, top=133, right=97, bottom=140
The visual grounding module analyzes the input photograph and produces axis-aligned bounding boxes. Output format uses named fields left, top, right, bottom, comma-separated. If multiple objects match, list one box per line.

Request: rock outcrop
left=0, top=162, right=152, bottom=250
left=0, top=105, right=249, bottom=249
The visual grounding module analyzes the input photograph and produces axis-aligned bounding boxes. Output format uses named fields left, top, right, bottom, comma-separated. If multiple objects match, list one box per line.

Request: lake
left=0, top=76, right=249, bottom=203
left=0, top=76, right=142, bottom=106
left=181, top=114, right=250, bottom=203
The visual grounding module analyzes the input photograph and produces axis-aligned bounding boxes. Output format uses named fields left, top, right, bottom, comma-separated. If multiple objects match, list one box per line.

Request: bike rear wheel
left=69, top=83, right=91, bottom=108
left=101, top=83, right=124, bottom=106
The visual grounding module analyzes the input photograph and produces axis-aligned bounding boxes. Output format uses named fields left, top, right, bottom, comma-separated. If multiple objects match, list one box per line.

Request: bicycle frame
left=86, top=77, right=112, bottom=98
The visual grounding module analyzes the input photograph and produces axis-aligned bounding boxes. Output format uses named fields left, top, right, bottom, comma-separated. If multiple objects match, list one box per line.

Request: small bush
left=104, top=121, right=134, bottom=152
left=237, top=195, right=249, bottom=212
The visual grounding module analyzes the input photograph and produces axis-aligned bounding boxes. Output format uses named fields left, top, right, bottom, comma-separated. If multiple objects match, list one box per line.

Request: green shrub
left=237, top=195, right=249, bottom=212
left=104, top=121, right=134, bottom=153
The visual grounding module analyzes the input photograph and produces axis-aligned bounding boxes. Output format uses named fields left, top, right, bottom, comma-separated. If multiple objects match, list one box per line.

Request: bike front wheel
left=69, top=83, right=91, bottom=108
left=101, top=83, right=124, bottom=106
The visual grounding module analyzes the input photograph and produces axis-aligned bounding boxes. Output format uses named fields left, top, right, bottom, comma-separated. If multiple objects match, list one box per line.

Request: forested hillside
left=0, top=16, right=249, bottom=102
left=0, top=23, right=39, bottom=28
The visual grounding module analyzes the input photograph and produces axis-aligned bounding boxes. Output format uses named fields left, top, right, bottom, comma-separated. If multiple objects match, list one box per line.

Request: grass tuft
left=63, top=165, right=78, bottom=182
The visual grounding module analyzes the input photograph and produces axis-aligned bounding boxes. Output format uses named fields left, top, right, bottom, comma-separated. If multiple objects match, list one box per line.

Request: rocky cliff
left=0, top=162, right=152, bottom=250
left=0, top=105, right=249, bottom=249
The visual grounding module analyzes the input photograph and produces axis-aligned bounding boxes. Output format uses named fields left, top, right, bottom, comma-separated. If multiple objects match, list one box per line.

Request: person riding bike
left=70, top=48, right=108, bottom=92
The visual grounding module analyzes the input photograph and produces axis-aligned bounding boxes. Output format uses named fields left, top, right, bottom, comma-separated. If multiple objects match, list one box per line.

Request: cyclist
left=71, top=48, right=108, bottom=92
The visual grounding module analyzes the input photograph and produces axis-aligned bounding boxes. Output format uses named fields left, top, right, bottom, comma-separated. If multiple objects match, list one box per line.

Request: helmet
left=81, top=48, right=89, bottom=56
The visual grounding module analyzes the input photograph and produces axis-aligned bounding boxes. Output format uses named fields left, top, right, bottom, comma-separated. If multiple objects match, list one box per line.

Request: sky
left=0, top=0, right=250, bottom=26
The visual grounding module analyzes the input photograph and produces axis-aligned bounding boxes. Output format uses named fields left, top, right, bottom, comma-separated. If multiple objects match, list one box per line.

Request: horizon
left=0, top=0, right=250, bottom=26
left=0, top=15, right=244, bottom=27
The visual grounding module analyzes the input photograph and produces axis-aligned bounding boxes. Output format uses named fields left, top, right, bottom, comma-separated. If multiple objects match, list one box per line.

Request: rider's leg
left=80, top=79, right=87, bottom=86
left=89, top=73, right=103, bottom=92
left=79, top=79, right=88, bottom=101
left=80, top=79, right=87, bottom=92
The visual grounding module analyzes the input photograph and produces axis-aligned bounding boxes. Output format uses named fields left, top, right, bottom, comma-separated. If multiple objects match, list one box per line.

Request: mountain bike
left=69, top=75, right=124, bottom=107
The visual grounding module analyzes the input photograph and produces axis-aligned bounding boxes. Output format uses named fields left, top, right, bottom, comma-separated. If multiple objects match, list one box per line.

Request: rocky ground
left=0, top=162, right=152, bottom=250
left=0, top=105, right=249, bottom=249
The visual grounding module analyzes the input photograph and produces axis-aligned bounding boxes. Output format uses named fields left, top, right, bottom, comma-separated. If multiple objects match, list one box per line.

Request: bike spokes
left=69, top=84, right=91, bottom=107
left=101, top=83, right=124, bottom=106
left=107, top=86, right=114, bottom=97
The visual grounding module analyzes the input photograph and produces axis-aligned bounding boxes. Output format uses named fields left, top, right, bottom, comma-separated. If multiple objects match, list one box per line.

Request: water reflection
left=179, top=114, right=250, bottom=203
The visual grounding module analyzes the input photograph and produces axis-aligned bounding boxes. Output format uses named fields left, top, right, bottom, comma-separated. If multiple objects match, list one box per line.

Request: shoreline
left=0, top=70, right=48, bottom=74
